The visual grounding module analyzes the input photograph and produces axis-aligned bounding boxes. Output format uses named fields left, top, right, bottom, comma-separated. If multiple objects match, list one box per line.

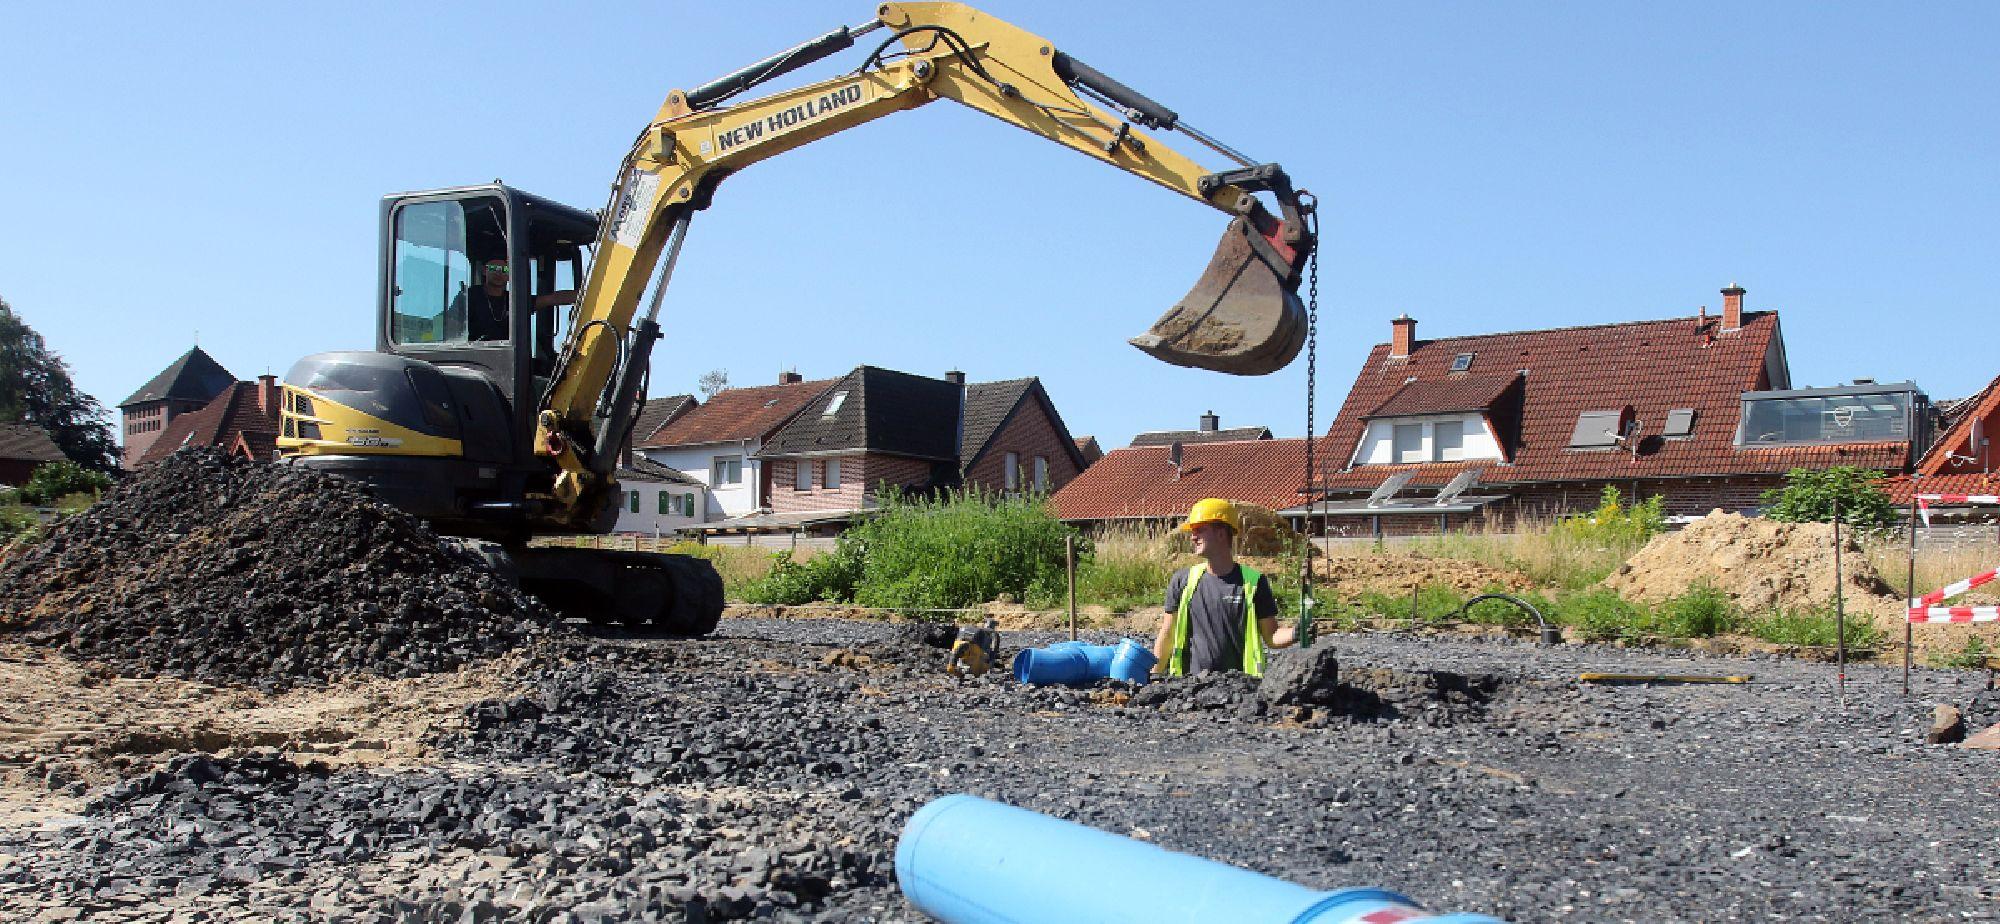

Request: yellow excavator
left=276, top=2, right=1318, bottom=631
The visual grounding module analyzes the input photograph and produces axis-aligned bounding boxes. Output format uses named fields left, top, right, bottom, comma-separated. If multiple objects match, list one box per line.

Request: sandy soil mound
left=1602, top=511, right=1894, bottom=614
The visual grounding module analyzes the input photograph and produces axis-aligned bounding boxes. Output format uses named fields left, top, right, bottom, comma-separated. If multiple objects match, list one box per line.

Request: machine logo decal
left=610, top=168, right=663, bottom=249
left=704, top=83, right=864, bottom=155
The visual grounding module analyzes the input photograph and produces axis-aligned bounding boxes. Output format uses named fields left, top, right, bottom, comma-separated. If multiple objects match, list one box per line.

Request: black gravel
left=0, top=448, right=554, bottom=690
left=3, top=618, right=1997, bottom=921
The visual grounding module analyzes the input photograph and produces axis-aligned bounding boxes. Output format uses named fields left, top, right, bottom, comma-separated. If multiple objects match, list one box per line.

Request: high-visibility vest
left=1167, top=562, right=1266, bottom=677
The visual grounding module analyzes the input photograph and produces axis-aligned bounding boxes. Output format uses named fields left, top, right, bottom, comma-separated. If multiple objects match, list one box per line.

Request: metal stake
left=1834, top=496, right=1846, bottom=708
left=1065, top=535, right=1078, bottom=642
left=1905, top=483, right=1917, bottom=695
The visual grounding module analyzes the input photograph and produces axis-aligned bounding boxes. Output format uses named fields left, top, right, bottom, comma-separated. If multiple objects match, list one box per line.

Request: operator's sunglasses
left=484, top=262, right=509, bottom=273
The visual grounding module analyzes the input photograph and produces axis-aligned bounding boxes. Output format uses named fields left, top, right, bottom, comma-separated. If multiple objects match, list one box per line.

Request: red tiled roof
left=1881, top=472, right=2000, bottom=506
left=139, top=381, right=280, bottom=465
left=1918, top=373, right=2000, bottom=478
left=640, top=378, right=834, bottom=448
left=1049, top=437, right=1322, bottom=520
left=1366, top=373, right=1521, bottom=418
left=1314, top=311, right=1909, bottom=491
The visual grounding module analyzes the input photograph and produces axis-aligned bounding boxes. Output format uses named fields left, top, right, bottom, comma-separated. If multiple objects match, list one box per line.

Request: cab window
left=390, top=197, right=506, bottom=345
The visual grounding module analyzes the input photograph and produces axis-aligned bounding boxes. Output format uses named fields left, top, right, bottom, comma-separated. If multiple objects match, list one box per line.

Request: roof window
left=821, top=390, right=848, bottom=417
left=1450, top=352, right=1474, bottom=372
left=1662, top=408, right=1696, bottom=439
left=1569, top=408, right=1632, bottom=448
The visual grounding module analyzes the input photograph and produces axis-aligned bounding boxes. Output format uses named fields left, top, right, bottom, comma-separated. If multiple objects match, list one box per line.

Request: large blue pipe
left=896, top=795, right=1502, bottom=924
left=1012, top=639, right=1156, bottom=686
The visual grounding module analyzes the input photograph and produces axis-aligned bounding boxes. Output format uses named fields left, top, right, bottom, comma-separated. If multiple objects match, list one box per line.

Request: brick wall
left=768, top=453, right=935, bottom=514
left=965, top=401, right=1082, bottom=494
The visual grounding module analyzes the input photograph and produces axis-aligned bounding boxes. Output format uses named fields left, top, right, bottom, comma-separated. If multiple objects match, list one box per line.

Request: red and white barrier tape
left=1908, top=606, right=2000, bottom=624
left=1916, top=494, right=2000, bottom=504
left=1914, top=566, right=2000, bottom=608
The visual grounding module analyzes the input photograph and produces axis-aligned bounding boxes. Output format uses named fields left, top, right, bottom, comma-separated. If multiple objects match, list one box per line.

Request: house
left=0, top=424, right=66, bottom=487
left=623, top=394, right=696, bottom=464
left=611, top=457, right=707, bottom=535
left=1055, top=284, right=1928, bottom=536
left=956, top=374, right=1090, bottom=495
left=1128, top=411, right=1272, bottom=447
left=1051, top=436, right=1314, bottom=524
left=637, top=372, right=836, bottom=523
left=136, top=376, right=284, bottom=466
left=117, top=346, right=237, bottom=469
left=1883, top=371, right=2000, bottom=509
left=1074, top=436, right=1104, bottom=467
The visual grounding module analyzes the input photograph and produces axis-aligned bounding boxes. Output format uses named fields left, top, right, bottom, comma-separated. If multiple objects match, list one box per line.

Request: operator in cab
left=461, top=256, right=578, bottom=342
left=1152, top=498, right=1296, bottom=678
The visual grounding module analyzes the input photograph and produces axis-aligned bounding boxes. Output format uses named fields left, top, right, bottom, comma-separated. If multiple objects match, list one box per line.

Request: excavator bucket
left=1129, top=217, right=1310, bottom=375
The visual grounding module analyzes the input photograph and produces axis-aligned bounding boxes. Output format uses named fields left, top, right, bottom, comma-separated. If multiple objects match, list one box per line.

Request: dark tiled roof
left=1129, top=426, right=1272, bottom=447
left=958, top=377, right=1088, bottom=473
left=138, top=382, right=278, bottom=465
left=0, top=424, right=65, bottom=464
left=617, top=457, right=701, bottom=485
left=1050, top=437, right=1318, bottom=520
left=1074, top=436, right=1104, bottom=466
left=761, top=367, right=961, bottom=462
left=119, top=347, right=236, bottom=408
left=1313, top=311, right=1909, bottom=492
left=630, top=395, right=696, bottom=446
left=1366, top=373, right=1522, bottom=418
left=642, top=378, right=834, bottom=448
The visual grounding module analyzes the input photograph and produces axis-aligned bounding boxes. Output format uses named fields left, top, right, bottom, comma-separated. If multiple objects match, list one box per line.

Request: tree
left=0, top=297, right=120, bottom=472
left=697, top=369, right=730, bottom=400
left=1760, top=466, right=1897, bottom=528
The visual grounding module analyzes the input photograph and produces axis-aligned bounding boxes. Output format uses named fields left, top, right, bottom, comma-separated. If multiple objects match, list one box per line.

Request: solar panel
left=1364, top=471, right=1416, bottom=508
left=1433, top=468, right=1484, bottom=505
left=1663, top=408, right=1696, bottom=438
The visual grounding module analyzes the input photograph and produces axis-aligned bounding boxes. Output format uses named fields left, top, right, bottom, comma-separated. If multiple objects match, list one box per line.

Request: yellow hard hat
left=1180, top=498, right=1239, bottom=533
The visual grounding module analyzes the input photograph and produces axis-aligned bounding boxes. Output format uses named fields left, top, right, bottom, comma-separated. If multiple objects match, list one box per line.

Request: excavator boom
left=533, top=2, right=1317, bottom=517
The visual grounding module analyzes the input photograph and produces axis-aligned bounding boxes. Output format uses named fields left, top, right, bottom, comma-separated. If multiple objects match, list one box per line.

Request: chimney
left=1390, top=314, right=1417, bottom=359
left=778, top=370, right=803, bottom=385
left=944, top=370, right=966, bottom=385
left=1199, top=410, right=1219, bottom=433
left=256, top=374, right=280, bottom=419
left=1721, top=283, right=1745, bottom=332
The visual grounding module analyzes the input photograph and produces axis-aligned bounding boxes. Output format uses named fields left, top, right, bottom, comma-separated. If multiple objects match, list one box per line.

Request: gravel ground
left=3, top=618, right=1997, bottom=922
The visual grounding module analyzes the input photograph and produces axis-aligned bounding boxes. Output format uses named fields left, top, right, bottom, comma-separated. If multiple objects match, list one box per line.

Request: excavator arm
left=537, top=1, right=1316, bottom=521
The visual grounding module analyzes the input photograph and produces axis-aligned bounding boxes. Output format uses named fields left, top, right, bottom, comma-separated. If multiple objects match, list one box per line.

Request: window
left=1392, top=423, right=1425, bottom=463
left=1033, top=456, right=1048, bottom=491
left=1433, top=420, right=1465, bottom=461
left=796, top=460, right=813, bottom=491
left=1739, top=392, right=1911, bottom=445
left=390, top=198, right=501, bottom=345
left=1450, top=352, right=1474, bottom=372
left=1663, top=408, right=1696, bottom=439
left=628, top=490, right=640, bottom=513
left=1569, top=410, right=1625, bottom=448
left=822, top=391, right=848, bottom=417
left=825, top=458, right=841, bottom=489
left=658, top=491, right=671, bottom=515
left=711, top=456, right=743, bottom=486
left=1004, top=452, right=1020, bottom=490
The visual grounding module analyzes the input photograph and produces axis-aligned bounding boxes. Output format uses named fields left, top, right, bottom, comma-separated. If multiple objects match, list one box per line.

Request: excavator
left=275, top=2, right=1318, bottom=632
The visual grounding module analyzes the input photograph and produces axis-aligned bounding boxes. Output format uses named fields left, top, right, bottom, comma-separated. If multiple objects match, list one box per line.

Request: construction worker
left=1152, top=498, right=1295, bottom=677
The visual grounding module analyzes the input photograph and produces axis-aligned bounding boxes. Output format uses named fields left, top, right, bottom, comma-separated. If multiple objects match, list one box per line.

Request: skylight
left=1662, top=408, right=1696, bottom=439
left=822, top=390, right=848, bottom=417
left=1450, top=352, right=1474, bottom=372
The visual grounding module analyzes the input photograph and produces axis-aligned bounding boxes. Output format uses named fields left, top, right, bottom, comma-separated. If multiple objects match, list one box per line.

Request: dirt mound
left=1314, top=553, right=1534, bottom=598
left=0, top=448, right=553, bottom=690
left=1234, top=503, right=1301, bottom=556
left=1602, top=511, right=1895, bottom=614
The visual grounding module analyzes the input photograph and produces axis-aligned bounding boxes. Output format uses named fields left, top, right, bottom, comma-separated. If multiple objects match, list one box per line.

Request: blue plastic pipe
left=1013, top=639, right=1156, bottom=686
left=897, top=795, right=1503, bottom=924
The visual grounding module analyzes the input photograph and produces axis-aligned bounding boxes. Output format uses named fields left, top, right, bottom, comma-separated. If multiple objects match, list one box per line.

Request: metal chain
left=1298, top=204, right=1321, bottom=646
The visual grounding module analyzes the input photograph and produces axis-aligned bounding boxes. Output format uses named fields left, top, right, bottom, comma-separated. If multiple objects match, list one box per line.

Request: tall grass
left=1354, top=513, right=1651, bottom=590
left=1863, top=536, right=2000, bottom=600
left=664, top=541, right=782, bottom=600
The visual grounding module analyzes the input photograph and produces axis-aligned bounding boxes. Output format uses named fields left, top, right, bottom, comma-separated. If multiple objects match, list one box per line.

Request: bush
left=738, top=543, right=863, bottom=606
left=0, top=502, right=39, bottom=539
left=18, top=460, right=110, bottom=506
left=1652, top=584, right=1740, bottom=638
left=1760, top=466, right=1897, bottom=529
left=1555, top=486, right=1665, bottom=546
left=1554, top=588, right=1652, bottom=641
left=847, top=487, right=1074, bottom=617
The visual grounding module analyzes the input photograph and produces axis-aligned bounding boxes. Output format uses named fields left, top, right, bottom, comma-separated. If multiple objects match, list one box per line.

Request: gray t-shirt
left=1163, top=563, right=1279, bottom=674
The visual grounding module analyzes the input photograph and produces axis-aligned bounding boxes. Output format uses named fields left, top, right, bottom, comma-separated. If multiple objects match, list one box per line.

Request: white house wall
left=642, top=441, right=763, bottom=521
left=611, top=478, right=706, bottom=535
left=1351, top=413, right=1504, bottom=465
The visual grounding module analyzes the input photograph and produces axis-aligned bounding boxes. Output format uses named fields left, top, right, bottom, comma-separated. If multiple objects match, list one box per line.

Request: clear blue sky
left=2, top=2, right=1993, bottom=448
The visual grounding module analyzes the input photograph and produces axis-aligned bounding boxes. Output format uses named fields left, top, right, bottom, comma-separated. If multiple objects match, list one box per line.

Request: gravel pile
left=0, top=449, right=554, bottom=690
left=4, top=618, right=1997, bottom=921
